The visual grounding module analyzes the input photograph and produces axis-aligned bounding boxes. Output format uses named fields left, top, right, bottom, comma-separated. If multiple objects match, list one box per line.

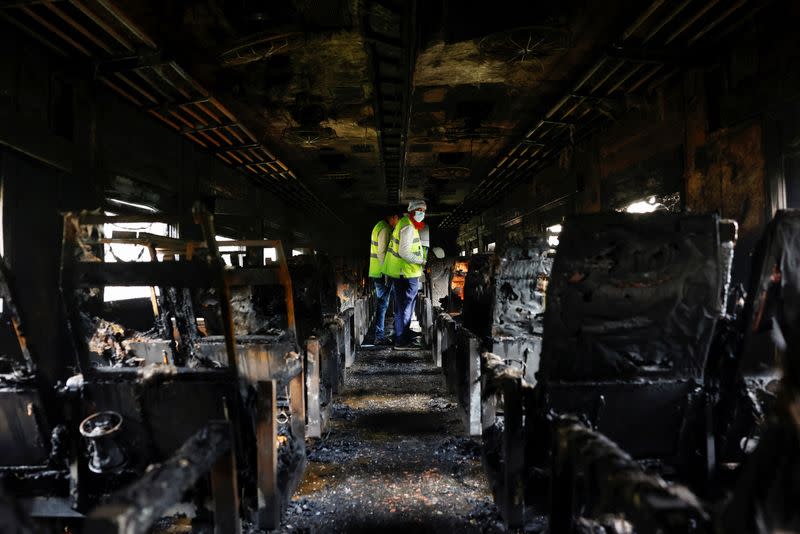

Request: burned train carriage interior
left=0, top=0, right=799, bottom=532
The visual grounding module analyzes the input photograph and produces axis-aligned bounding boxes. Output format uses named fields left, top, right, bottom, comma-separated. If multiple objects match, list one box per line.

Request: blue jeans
left=393, top=276, right=419, bottom=345
left=373, top=277, right=393, bottom=341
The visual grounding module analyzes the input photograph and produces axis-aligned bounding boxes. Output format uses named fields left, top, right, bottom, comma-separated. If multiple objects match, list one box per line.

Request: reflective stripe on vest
left=381, top=215, right=423, bottom=279
left=368, top=219, right=391, bottom=277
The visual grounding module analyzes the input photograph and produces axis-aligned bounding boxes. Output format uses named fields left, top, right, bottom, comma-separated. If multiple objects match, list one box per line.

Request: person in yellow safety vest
left=369, top=212, right=399, bottom=344
left=382, top=199, right=427, bottom=350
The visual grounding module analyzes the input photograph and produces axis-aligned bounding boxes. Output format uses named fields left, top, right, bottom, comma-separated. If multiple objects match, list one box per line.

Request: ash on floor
left=276, top=347, right=505, bottom=533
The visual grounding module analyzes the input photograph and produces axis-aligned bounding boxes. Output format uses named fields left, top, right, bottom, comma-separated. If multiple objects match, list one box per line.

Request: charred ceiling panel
left=409, top=0, right=618, bottom=213
left=363, top=0, right=415, bottom=204
left=0, top=0, right=339, bottom=219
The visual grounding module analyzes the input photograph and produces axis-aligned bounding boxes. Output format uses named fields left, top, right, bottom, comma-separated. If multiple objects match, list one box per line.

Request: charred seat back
left=489, top=238, right=553, bottom=383
left=740, top=210, right=800, bottom=378
left=427, top=257, right=456, bottom=310
left=461, top=240, right=554, bottom=383
left=720, top=210, right=800, bottom=533
left=540, top=212, right=732, bottom=461
left=289, top=253, right=338, bottom=343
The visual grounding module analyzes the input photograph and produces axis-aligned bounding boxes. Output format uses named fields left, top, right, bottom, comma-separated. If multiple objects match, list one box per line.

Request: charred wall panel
left=1, top=148, right=72, bottom=386
left=688, top=121, right=766, bottom=283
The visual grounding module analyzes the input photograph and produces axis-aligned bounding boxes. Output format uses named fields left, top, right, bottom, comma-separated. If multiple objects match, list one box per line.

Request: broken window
left=217, top=236, right=246, bottom=267
left=102, top=213, right=172, bottom=302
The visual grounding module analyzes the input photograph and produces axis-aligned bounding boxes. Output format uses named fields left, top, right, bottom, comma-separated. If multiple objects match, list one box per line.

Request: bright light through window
left=624, top=196, right=660, bottom=213
left=471, top=247, right=479, bottom=254
left=487, top=242, right=496, bottom=252
left=103, top=216, right=170, bottom=302
left=546, top=223, right=562, bottom=248
left=460, top=250, right=466, bottom=257
left=292, top=249, right=304, bottom=257
left=546, top=224, right=562, bottom=234
left=264, top=248, right=277, bottom=263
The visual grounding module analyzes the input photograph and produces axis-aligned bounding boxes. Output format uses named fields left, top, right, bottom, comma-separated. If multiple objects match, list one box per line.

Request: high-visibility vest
left=369, top=219, right=391, bottom=278
left=382, top=215, right=423, bottom=278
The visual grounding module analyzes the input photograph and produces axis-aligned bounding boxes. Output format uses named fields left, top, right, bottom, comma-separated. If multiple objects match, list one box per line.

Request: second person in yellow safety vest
left=382, top=199, right=427, bottom=349
left=368, top=212, right=399, bottom=344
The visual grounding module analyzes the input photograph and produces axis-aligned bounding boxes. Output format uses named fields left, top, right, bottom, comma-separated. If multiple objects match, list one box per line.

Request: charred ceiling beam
left=439, top=0, right=761, bottom=229
left=363, top=0, right=417, bottom=204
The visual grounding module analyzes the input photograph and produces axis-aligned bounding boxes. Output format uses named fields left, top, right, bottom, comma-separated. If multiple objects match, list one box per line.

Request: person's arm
left=398, top=225, right=424, bottom=265
left=376, top=226, right=389, bottom=266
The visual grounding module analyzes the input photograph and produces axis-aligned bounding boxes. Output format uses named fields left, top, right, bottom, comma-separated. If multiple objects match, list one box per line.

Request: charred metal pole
left=193, top=202, right=240, bottom=378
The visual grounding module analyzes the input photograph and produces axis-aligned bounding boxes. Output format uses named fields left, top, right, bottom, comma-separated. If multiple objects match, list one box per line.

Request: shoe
left=375, top=337, right=393, bottom=346
left=393, top=339, right=424, bottom=351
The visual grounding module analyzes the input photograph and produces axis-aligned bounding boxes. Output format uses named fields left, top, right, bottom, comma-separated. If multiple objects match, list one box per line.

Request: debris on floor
left=277, top=346, right=505, bottom=533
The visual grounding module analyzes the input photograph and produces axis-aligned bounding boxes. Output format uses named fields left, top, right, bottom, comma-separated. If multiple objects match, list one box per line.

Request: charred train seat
left=542, top=210, right=800, bottom=532
left=539, top=212, right=736, bottom=476
left=479, top=212, right=736, bottom=528
left=54, top=210, right=308, bottom=530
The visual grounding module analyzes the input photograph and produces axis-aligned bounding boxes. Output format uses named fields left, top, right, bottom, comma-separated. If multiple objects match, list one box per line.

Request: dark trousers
left=372, top=277, right=393, bottom=340
left=393, top=276, right=419, bottom=345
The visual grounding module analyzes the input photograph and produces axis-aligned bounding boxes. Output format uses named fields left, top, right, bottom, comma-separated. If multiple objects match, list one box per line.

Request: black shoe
left=375, top=337, right=393, bottom=346
left=393, top=339, right=424, bottom=351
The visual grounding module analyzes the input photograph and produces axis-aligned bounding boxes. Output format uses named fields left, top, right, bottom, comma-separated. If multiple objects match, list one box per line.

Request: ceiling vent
left=282, top=126, right=337, bottom=146
left=478, top=25, right=571, bottom=64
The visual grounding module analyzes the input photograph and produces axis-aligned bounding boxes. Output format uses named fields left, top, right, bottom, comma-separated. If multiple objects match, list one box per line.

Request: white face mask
left=413, top=210, right=425, bottom=222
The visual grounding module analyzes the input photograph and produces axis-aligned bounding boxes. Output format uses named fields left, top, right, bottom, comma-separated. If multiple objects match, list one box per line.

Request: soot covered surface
left=276, top=347, right=505, bottom=533
left=542, top=212, right=725, bottom=381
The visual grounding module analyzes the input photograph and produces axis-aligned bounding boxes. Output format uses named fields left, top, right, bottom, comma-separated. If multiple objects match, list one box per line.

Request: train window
left=264, top=248, right=277, bottom=263
left=217, top=236, right=245, bottom=267
left=471, top=247, right=479, bottom=255
left=487, top=242, right=496, bottom=252
left=103, top=215, right=170, bottom=301
left=546, top=223, right=562, bottom=247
